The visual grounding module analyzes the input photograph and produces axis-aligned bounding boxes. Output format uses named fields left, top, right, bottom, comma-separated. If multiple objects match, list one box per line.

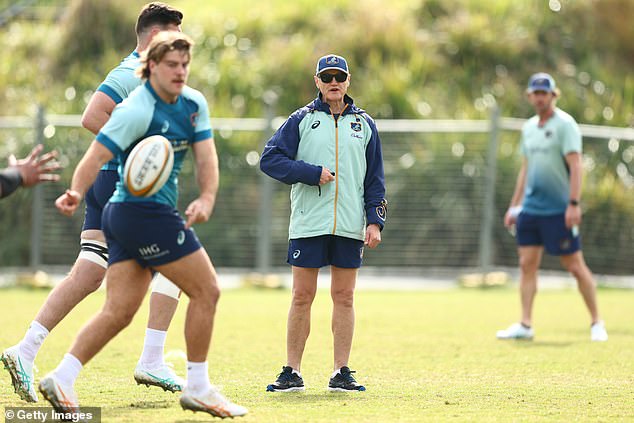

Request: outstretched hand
left=9, top=144, right=61, bottom=187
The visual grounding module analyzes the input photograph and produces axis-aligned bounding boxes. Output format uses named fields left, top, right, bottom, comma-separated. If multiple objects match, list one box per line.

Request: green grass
left=1, top=286, right=633, bottom=422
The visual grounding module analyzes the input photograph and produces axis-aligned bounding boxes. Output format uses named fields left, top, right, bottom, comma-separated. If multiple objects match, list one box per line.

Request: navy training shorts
left=82, top=170, right=118, bottom=231
left=516, top=212, right=581, bottom=256
left=102, top=201, right=202, bottom=267
left=287, top=235, right=364, bottom=269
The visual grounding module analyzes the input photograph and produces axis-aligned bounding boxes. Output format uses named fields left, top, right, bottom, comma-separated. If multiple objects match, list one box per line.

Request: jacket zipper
left=330, top=104, right=348, bottom=234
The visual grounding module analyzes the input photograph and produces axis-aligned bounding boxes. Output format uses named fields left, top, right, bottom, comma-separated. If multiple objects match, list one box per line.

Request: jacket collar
left=310, top=93, right=364, bottom=115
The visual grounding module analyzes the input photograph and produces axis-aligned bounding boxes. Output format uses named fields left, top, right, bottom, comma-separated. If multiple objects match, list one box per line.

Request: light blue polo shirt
left=520, top=108, right=581, bottom=215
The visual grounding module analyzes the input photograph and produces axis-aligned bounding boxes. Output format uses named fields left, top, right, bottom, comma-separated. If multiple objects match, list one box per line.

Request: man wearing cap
left=260, top=54, right=387, bottom=391
left=497, top=72, right=608, bottom=342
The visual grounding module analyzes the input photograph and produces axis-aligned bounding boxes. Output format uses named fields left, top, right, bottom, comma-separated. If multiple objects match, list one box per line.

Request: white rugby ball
left=123, top=135, right=174, bottom=197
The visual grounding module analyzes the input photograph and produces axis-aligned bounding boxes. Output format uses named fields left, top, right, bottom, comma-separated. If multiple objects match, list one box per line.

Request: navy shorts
left=516, top=212, right=580, bottom=256
left=102, top=201, right=201, bottom=267
left=82, top=170, right=118, bottom=231
left=287, top=235, right=364, bottom=269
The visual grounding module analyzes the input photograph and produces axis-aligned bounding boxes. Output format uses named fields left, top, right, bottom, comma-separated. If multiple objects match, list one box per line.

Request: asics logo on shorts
left=177, top=230, right=185, bottom=245
left=292, top=249, right=301, bottom=259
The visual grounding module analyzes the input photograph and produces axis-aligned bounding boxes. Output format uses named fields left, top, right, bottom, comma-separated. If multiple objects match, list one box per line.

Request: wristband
left=569, top=199, right=579, bottom=206
left=0, top=167, right=23, bottom=199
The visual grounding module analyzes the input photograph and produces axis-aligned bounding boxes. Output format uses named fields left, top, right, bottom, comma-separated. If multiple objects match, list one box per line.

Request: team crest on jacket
left=350, top=122, right=362, bottom=132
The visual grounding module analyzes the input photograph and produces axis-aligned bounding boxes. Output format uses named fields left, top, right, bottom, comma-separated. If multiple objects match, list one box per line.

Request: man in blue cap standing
left=261, top=54, right=387, bottom=392
left=497, top=72, right=608, bottom=342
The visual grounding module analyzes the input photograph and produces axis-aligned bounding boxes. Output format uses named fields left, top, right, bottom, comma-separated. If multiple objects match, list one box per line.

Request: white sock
left=291, top=368, right=302, bottom=377
left=187, top=361, right=211, bottom=395
left=139, top=328, right=167, bottom=369
left=331, top=368, right=342, bottom=378
left=18, top=321, right=49, bottom=362
left=54, top=353, right=83, bottom=387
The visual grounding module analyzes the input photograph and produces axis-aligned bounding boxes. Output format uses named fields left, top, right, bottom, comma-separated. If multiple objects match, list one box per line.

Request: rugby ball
left=123, top=135, right=174, bottom=197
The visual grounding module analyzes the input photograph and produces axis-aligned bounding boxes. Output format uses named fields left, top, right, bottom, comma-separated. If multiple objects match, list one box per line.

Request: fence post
left=478, top=105, right=500, bottom=273
left=256, top=92, right=277, bottom=273
left=29, top=105, right=45, bottom=268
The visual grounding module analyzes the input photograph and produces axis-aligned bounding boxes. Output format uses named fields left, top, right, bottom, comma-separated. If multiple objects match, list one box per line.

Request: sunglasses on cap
left=318, top=72, right=348, bottom=83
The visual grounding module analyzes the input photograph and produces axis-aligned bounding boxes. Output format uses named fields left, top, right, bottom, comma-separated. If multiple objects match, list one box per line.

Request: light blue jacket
left=260, top=94, right=387, bottom=241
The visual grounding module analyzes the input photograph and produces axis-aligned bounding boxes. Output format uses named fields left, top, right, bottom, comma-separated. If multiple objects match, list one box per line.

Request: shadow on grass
left=509, top=340, right=575, bottom=348
left=263, top=392, right=370, bottom=404
left=126, top=399, right=174, bottom=409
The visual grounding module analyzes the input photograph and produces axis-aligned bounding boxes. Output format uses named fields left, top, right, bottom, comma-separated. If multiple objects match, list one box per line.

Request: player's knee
left=519, top=256, right=538, bottom=274
left=188, top=279, right=220, bottom=305
left=563, top=259, right=584, bottom=277
left=101, top=306, right=136, bottom=330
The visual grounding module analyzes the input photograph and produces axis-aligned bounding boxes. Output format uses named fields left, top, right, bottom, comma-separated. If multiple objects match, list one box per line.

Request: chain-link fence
left=2, top=109, right=634, bottom=275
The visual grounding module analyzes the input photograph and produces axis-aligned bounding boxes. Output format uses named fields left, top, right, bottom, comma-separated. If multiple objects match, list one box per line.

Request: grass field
left=1, top=285, right=633, bottom=422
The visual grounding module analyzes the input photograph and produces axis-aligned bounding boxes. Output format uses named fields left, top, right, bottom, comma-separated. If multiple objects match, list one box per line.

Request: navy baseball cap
left=315, top=54, right=349, bottom=75
left=527, top=72, right=556, bottom=93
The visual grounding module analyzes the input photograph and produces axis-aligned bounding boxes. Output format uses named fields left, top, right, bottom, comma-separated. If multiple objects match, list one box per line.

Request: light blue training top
left=96, top=51, right=142, bottom=171
left=96, top=81, right=212, bottom=208
left=520, top=107, right=582, bottom=215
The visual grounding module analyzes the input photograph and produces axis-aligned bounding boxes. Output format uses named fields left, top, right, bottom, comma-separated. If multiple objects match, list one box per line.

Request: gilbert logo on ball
left=123, top=135, right=174, bottom=197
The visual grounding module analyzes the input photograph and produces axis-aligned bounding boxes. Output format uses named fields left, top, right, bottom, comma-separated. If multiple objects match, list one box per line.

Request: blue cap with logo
left=527, top=72, right=556, bottom=93
left=315, top=54, right=349, bottom=75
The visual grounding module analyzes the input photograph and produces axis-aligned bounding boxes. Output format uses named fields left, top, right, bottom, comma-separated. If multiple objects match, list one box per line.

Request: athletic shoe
left=496, top=323, right=534, bottom=340
left=328, top=366, right=366, bottom=392
left=180, top=386, right=248, bottom=418
left=134, top=362, right=185, bottom=392
left=591, top=321, right=608, bottom=342
left=38, top=373, right=79, bottom=414
left=1, top=345, right=38, bottom=402
left=266, top=366, right=305, bottom=392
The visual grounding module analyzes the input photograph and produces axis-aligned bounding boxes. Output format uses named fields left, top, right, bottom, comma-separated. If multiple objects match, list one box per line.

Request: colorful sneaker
left=591, top=321, right=608, bottom=342
left=266, top=366, right=305, bottom=392
left=328, top=366, right=366, bottom=392
left=38, top=373, right=79, bottom=414
left=496, top=323, right=534, bottom=340
left=1, top=345, right=38, bottom=402
left=134, top=362, right=185, bottom=392
left=180, top=386, right=248, bottom=418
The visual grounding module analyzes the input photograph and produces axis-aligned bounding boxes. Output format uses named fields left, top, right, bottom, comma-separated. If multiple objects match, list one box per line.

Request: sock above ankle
left=139, top=328, right=167, bottom=368
left=54, top=353, right=83, bottom=387
left=187, top=361, right=211, bottom=395
left=18, top=320, right=49, bottom=362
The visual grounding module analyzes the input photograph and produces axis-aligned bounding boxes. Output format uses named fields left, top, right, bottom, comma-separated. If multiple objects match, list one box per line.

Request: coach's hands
left=319, top=167, right=335, bottom=185
left=55, top=189, right=82, bottom=216
left=365, top=223, right=381, bottom=248
left=185, top=194, right=215, bottom=229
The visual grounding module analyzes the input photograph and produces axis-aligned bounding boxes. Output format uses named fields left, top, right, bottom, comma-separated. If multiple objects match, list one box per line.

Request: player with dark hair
left=1, top=2, right=185, bottom=404
left=42, top=31, right=247, bottom=418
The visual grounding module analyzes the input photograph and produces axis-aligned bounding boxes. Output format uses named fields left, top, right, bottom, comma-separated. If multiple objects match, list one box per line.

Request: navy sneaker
left=328, top=366, right=366, bottom=392
left=266, top=366, right=305, bottom=392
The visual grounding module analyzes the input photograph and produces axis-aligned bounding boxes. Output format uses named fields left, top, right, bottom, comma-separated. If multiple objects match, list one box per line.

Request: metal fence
left=2, top=108, right=634, bottom=275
